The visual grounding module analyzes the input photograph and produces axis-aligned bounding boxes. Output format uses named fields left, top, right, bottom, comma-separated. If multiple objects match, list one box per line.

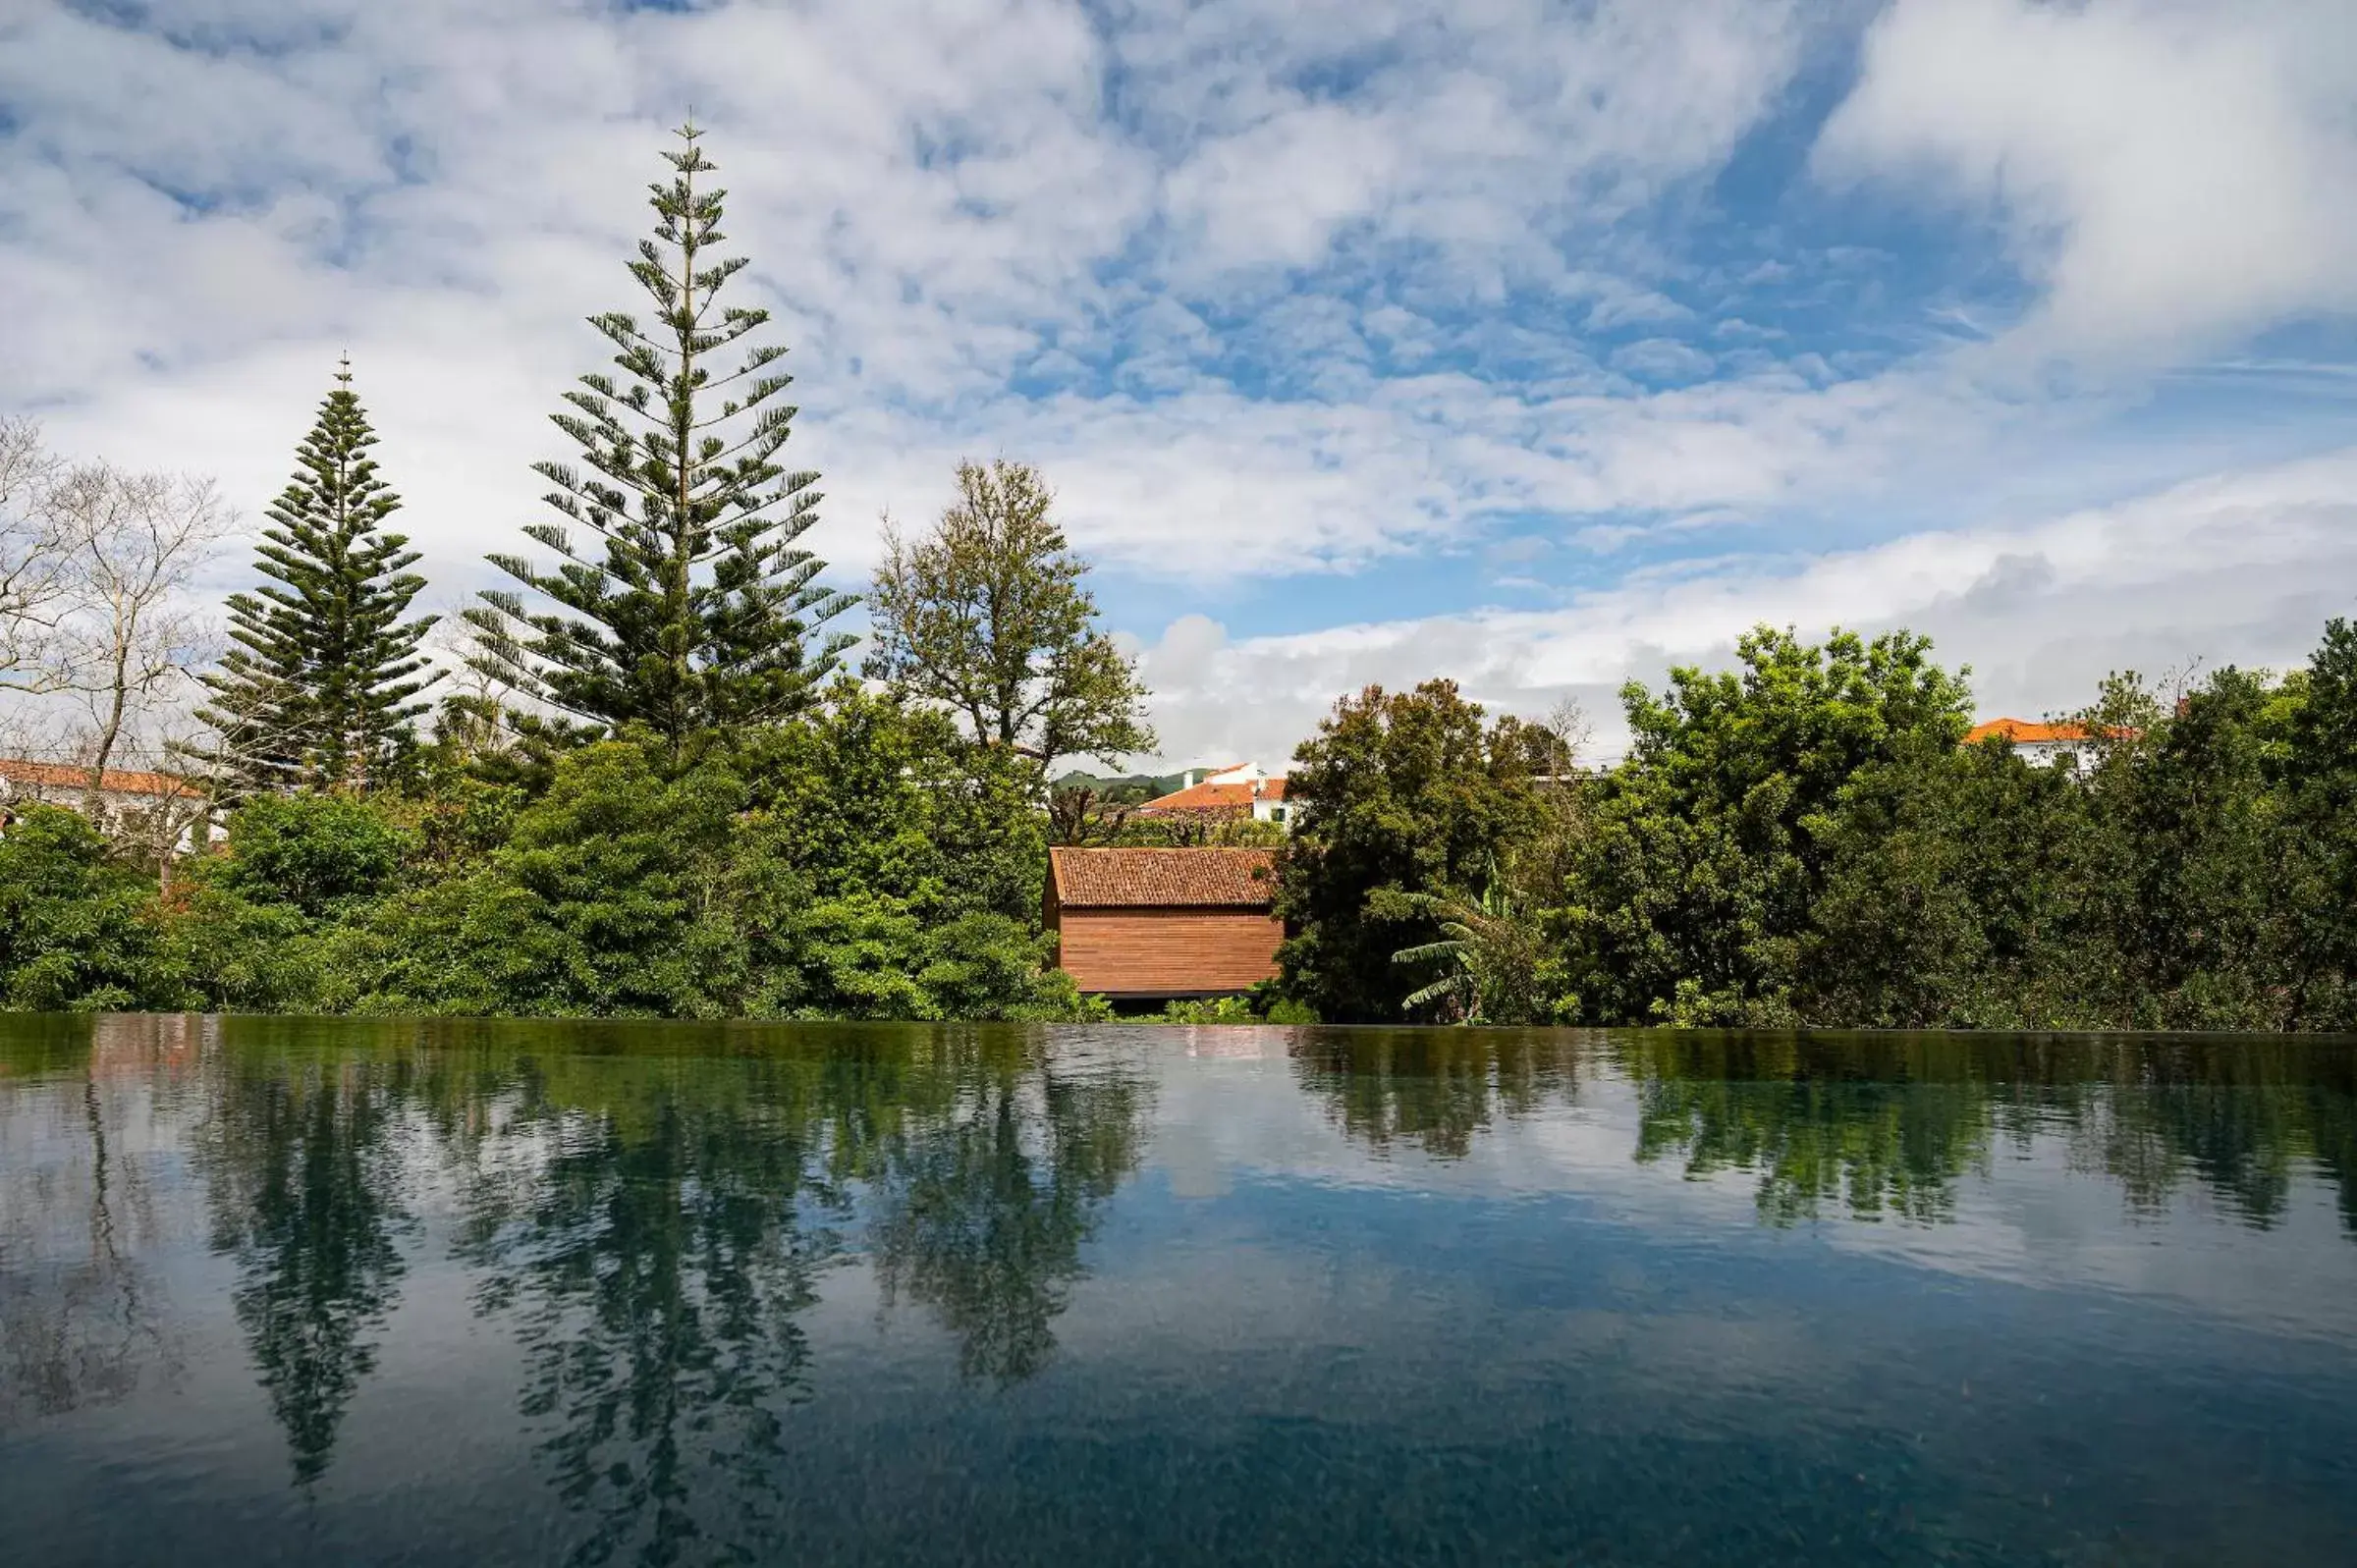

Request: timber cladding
left=1045, top=846, right=1284, bottom=998
left=1054, top=909, right=1285, bottom=998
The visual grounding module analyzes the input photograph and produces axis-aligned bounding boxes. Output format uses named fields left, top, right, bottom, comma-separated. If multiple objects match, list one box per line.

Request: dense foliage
left=1, top=688, right=1090, bottom=1021
left=1274, top=679, right=1557, bottom=1023
left=1281, top=619, right=2357, bottom=1031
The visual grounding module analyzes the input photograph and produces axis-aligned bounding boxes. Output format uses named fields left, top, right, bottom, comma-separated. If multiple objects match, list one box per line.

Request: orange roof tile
left=1049, top=846, right=1279, bottom=909
left=1965, top=719, right=2137, bottom=746
left=0, top=757, right=197, bottom=798
left=1139, top=776, right=1288, bottom=814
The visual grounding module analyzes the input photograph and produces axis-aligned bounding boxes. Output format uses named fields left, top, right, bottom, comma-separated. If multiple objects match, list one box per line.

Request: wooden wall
left=1052, top=908, right=1285, bottom=998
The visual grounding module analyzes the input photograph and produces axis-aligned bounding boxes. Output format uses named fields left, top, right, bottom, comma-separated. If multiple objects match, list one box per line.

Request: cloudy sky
left=5, top=0, right=2356, bottom=765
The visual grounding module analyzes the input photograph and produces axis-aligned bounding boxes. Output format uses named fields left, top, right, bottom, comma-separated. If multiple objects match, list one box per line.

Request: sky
left=4, top=0, right=2355, bottom=768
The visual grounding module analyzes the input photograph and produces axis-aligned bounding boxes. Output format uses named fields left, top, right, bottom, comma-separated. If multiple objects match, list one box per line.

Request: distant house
left=1965, top=719, right=2122, bottom=770
left=1137, top=763, right=1293, bottom=829
left=0, top=757, right=214, bottom=850
left=1044, top=846, right=1284, bottom=1000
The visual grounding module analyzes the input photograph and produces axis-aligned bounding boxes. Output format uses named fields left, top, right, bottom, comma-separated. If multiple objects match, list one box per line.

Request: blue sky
left=4, top=0, right=2355, bottom=763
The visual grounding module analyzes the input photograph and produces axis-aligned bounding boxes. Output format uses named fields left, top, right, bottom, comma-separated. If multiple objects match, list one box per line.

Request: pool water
left=3, top=1016, right=2354, bottom=1566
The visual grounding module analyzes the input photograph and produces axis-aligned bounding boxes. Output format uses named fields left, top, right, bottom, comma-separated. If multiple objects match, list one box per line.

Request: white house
left=1140, top=763, right=1294, bottom=828
left=1964, top=719, right=2119, bottom=771
left=0, top=757, right=215, bottom=851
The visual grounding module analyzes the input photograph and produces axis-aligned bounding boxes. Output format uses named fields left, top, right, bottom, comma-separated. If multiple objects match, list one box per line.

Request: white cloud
left=0, top=0, right=1831, bottom=593
left=1609, top=338, right=1718, bottom=385
left=1, top=0, right=2354, bottom=765
left=1815, top=0, right=2357, bottom=363
left=1138, top=450, right=2357, bottom=767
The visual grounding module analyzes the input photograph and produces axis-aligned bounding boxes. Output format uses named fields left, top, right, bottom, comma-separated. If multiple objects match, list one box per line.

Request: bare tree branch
left=45, top=464, right=232, bottom=813
left=0, top=415, right=76, bottom=695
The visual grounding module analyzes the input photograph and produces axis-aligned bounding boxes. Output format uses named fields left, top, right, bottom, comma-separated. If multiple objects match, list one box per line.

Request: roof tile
left=0, top=757, right=196, bottom=798
left=1050, top=846, right=1279, bottom=909
left=1966, top=719, right=2122, bottom=745
left=1138, top=777, right=1287, bottom=813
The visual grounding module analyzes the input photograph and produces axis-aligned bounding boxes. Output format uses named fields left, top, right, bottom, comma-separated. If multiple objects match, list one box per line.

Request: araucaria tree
left=195, top=361, right=438, bottom=790
left=865, top=459, right=1152, bottom=784
left=466, top=123, right=854, bottom=750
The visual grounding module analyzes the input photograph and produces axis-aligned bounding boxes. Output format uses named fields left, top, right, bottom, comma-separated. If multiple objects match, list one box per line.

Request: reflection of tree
left=455, top=1047, right=849, bottom=1568
left=1618, top=1035, right=1996, bottom=1224
left=2059, top=1040, right=2357, bottom=1231
left=198, top=1041, right=411, bottom=1487
left=0, top=1014, right=182, bottom=1422
left=1617, top=1033, right=2357, bottom=1234
left=1286, top=1024, right=2357, bottom=1238
left=870, top=1034, right=1148, bottom=1383
left=1288, top=1028, right=1573, bottom=1159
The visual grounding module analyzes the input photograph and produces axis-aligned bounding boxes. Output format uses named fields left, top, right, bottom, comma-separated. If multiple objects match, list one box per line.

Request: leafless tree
left=1538, top=695, right=1593, bottom=776
left=45, top=463, right=230, bottom=813
left=1046, top=782, right=1134, bottom=845
left=99, top=726, right=234, bottom=892
left=0, top=415, right=75, bottom=695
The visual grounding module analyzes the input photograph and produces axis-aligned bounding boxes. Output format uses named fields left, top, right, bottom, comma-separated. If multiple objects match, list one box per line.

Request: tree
left=217, top=792, right=417, bottom=921
left=0, top=416, right=74, bottom=695
left=1561, top=626, right=1972, bottom=1025
left=45, top=463, right=228, bottom=812
left=1045, top=781, right=1133, bottom=845
left=865, top=459, right=1152, bottom=785
left=1275, top=679, right=1554, bottom=1023
left=0, top=805, right=184, bottom=1010
left=1390, top=883, right=1555, bottom=1025
left=2280, top=619, right=2357, bottom=1028
left=2075, top=666, right=2302, bottom=1029
left=466, top=123, right=854, bottom=752
left=194, top=361, right=438, bottom=791
left=1798, top=734, right=2095, bottom=1028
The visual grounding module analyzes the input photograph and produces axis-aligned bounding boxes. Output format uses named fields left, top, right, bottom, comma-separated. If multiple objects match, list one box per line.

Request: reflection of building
left=1964, top=719, right=2116, bottom=770
left=1138, top=763, right=1291, bottom=829
left=0, top=757, right=214, bottom=849
left=1045, top=846, right=1284, bottom=1000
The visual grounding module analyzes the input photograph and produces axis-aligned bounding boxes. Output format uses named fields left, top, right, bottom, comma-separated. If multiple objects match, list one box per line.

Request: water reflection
left=1288, top=1028, right=2357, bottom=1233
left=0, top=1015, right=188, bottom=1424
left=1288, top=1029, right=1579, bottom=1159
left=870, top=1039, right=1148, bottom=1383
left=3, top=1020, right=1153, bottom=1564
left=197, top=1038, right=412, bottom=1487
left=449, top=1044, right=844, bottom=1567
left=3, top=1018, right=2355, bottom=1568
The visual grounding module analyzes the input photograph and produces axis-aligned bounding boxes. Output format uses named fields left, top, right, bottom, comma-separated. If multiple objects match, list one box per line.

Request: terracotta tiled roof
left=1139, top=776, right=1288, bottom=814
left=1965, top=719, right=2130, bottom=745
left=1049, top=846, right=1278, bottom=909
left=0, top=757, right=196, bottom=798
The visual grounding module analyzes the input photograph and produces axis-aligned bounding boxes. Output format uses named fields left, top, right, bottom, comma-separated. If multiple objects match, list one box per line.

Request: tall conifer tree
left=194, top=360, right=438, bottom=789
left=466, top=122, right=854, bottom=750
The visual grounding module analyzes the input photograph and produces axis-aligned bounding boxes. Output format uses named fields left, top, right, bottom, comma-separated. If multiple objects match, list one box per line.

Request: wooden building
left=1045, top=846, right=1284, bottom=1000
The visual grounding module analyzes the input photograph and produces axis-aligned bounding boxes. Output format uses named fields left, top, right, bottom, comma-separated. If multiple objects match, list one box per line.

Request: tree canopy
left=865, top=459, right=1151, bottom=784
